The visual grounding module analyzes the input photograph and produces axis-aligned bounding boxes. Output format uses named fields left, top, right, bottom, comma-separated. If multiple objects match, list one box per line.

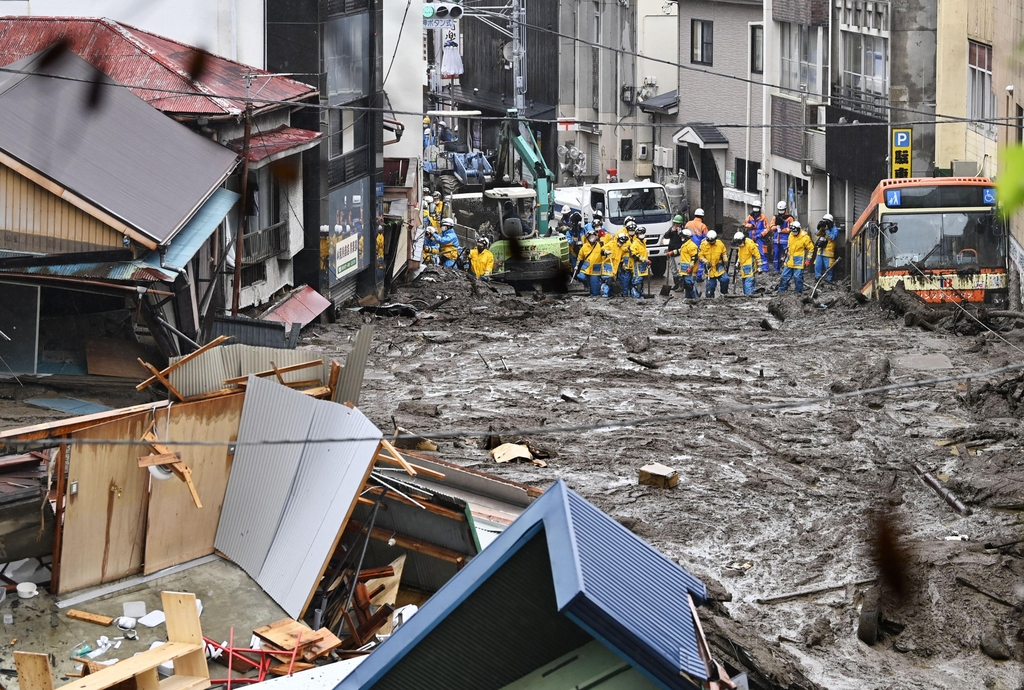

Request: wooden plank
left=85, top=338, right=154, bottom=379
left=171, top=462, right=203, bottom=509
left=181, top=389, right=242, bottom=403
left=59, top=644, right=201, bottom=690
left=157, top=676, right=209, bottom=690
left=301, top=628, right=343, bottom=662
left=364, top=554, right=405, bottom=635
left=14, top=651, right=53, bottom=690
left=268, top=663, right=315, bottom=676
left=269, top=362, right=286, bottom=384
left=327, top=360, right=342, bottom=398
left=60, top=412, right=151, bottom=593
left=143, top=396, right=242, bottom=574
left=137, top=336, right=231, bottom=390
left=346, top=520, right=466, bottom=564
left=137, top=453, right=181, bottom=468
left=372, top=453, right=446, bottom=481
left=135, top=667, right=159, bottom=690
left=375, top=440, right=416, bottom=477
left=0, top=401, right=169, bottom=445
left=51, top=444, right=67, bottom=593
left=162, top=592, right=209, bottom=679
left=139, top=360, right=187, bottom=402
left=360, top=485, right=466, bottom=522
left=222, top=359, right=322, bottom=385
left=299, top=386, right=332, bottom=398
left=66, top=609, right=115, bottom=626
left=253, top=619, right=324, bottom=651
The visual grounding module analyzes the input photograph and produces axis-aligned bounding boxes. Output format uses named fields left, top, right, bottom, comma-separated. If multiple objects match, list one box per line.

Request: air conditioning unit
left=951, top=160, right=978, bottom=177
left=637, top=143, right=650, bottom=160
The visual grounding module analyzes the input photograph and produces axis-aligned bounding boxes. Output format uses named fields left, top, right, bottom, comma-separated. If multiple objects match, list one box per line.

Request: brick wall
left=771, top=95, right=803, bottom=161
left=773, top=0, right=828, bottom=26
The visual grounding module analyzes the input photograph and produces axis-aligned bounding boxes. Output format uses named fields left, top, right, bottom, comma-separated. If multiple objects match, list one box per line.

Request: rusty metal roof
left=0, top=17, right=318, bottom=117
left=227, top=126, right=323, bottom=164
left=259, top=285, right=332, bottom=328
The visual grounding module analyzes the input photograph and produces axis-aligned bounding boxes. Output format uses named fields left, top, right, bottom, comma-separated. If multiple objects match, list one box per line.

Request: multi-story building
left=992, top=0, right=1022, bottom=306
left=646, top=0, right=764, bottom=230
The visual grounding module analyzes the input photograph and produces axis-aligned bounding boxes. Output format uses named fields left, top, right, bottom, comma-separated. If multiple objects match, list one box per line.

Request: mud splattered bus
left=850, top=177, right=1007, bottom=306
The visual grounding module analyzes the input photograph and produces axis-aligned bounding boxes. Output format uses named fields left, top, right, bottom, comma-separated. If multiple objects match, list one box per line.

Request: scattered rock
left=759, top=318, right=776, bottom=331
left=396, top=400, right=441, bottom=417
left=803, top=616, right=834, bottom=648
left=623, top=333, right=651, bottom=353
left=980, top=628, right=1012, bottom=660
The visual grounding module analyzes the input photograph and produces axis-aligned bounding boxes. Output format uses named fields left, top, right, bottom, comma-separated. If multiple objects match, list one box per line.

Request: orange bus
left=849, top=177, right=1007, bottom=306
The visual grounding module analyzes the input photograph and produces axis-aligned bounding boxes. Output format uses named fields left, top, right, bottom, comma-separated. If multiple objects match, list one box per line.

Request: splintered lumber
left=755, top=578, right=877, bottom=604
left=138, top=360, right=187, bottom=401
left=913, top=463, right=971, bottom=516
left=66, top=609, right=115, bottom=626
left=268, top=663, right=315, bottom=676
left=299, top=386, right=332, bottom=398
left=302, top=628, right=342, bottom=662
left=356, top=566, right=394, bottom=582
left=137, top=336, right=231, bottom=391
left=253, top=619, right=324, bottom=652
left=327, top=360, right=342, bottom=397
left=222, top=359, right=322, bottom=385
left=137, top=453, right=181, bottom=468
left=142, top=431, right=202, bottom=509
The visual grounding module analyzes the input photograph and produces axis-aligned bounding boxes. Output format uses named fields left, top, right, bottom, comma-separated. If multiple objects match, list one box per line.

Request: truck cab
left=554, top=181, right=675, bottom=276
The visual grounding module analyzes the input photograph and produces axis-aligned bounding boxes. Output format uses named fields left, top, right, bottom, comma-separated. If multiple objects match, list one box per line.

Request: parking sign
left=890, top=128, right=912, bottom=179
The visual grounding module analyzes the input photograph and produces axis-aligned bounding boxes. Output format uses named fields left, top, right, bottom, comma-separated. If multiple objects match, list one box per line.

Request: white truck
left=553, top=180, right=677, bottom=277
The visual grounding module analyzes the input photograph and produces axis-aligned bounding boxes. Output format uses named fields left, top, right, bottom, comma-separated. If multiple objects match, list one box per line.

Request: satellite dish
left=502, top=42, right=514, bottom=62
left=557, top=144, right=568, bottom=157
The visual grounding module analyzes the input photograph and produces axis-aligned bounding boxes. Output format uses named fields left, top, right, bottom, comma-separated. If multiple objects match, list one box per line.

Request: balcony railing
left=833, top=84, right=889, bottom=119
left=242, top=221, right=285, bottom=264
left=805, top=128, right=827, bottom=170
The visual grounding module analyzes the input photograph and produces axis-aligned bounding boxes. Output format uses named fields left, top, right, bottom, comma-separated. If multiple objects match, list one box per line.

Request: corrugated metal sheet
left=227, top=126, right=323, bottom=164
left=334, top=324, right=374, bottom=406
left=0, top=17, right=317, bottom=116
left=258, top=399, right=381, bottom=616
left=145, top=189, right=239, bottom=271
left=261, top=286, right=332, bottom=329
left=210, top=315, right=300, bottom=349
left=329, top=276, right=357, bottom=304
left=215, top=376, right=318, bottom=580
left=0, top=259, right=176, bottom=282
left=336, top=482, right=710, bottom=690
left=0, top=50, right=238, bottom=245
left=0, top=159, right=122, bottom=253
left=168, top=343, right=326, bottom=398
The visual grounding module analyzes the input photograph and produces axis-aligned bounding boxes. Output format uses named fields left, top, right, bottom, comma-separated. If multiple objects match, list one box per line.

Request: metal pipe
left=154, top=315, right=201, bottom=351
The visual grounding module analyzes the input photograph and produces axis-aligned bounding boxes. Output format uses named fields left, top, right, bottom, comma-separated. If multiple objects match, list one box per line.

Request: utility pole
left=510, top=0, right=527, bottom=114
left=231, top=74, right=255, bottom=316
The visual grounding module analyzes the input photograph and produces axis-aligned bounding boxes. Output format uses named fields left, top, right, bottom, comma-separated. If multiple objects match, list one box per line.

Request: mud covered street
left=312, top=269, right=1024, bottom=689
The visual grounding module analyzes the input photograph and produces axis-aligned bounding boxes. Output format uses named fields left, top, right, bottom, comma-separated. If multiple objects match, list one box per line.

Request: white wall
left=382, top=0, right=425, bottom=161
left=637, top=0, right=678, bottom=98
left=0, top=0, right=265, bottom=67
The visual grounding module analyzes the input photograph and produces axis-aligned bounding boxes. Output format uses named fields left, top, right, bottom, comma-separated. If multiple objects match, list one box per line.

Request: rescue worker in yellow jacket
left=685, top=209, right=709, bottom=280
left=468, top=237, right=495, bottom=279
left=577, top=230, right=605, bottom=297
left=732, top=231, right=762, bottom=295
left=630, top=226, right=651, bottom=299
left=697, top=230, right=730, bottom=297
left=814, top=213, right=840, bottom=282
left=605, top=233, right=630, bottom=298
left=666, top=228, right=700, bottom=298
left=778, top=221, right=815, bottom=294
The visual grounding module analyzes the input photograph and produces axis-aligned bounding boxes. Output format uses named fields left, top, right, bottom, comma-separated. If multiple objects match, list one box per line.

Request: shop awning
left=145, top=188, right=240, bottom=272
left=638, top=90, right=678, bottom=115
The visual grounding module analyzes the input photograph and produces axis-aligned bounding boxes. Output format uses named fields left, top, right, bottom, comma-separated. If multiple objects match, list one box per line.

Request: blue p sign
left=893, top=130, right=910, bottom=148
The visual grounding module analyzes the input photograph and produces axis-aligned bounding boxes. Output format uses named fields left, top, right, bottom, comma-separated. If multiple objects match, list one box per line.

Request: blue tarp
left=146, top=188, right=239, bottom=272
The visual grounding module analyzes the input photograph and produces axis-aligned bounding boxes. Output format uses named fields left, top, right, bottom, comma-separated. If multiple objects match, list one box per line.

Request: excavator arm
left=498, top=109, right=555, bottom=234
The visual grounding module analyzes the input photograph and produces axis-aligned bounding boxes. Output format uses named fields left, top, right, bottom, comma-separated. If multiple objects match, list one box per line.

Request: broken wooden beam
left=222, top=359, right=322, bottom=385
left=66, top=609, right=114, bottom=626
left=913, top=463, right=971, bottom=516
left=142, top=431, right=202, bottom=509
left=627, top=356, right=660, bottom=369
left=755, top=577, right=877, bottom=604
left=137, top=452, right=181, bottom=468
left=137, top=335, right=231, bottom=390
left=138, top=359, right=187, bottom=401
left=955, top=576, right=1020, bottom=609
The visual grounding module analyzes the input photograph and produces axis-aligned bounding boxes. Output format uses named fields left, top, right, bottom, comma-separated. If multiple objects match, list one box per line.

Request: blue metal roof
left=337, top=481, right=709, bottom=690
left=0, top=258, right=175, bottom=282
left=145, top=188, right=239, bottom=271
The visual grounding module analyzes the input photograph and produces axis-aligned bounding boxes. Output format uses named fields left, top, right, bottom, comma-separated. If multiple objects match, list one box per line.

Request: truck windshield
left=607, top=188, right=672, bottom=224
left=879, top=212, right=1006, bottom=270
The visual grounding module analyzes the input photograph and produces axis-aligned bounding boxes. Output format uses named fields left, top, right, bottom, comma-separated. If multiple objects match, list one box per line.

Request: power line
left=8, top=360, right=1024, bottom=450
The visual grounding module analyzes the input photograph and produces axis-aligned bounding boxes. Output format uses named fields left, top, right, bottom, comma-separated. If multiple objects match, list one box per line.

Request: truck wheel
left=651, top=257, right=667, bottom=278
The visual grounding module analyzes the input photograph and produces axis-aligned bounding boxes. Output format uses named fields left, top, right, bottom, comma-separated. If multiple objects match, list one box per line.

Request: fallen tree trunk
left=879, top=280, right=945, bottom=330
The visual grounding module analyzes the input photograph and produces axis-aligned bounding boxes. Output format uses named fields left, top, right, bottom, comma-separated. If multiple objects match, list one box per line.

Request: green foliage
left=999, top=145, right=1024, bottom=214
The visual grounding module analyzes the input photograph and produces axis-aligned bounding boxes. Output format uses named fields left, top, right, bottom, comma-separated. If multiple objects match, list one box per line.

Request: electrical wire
left=383, top=0, right=413, bottom=86
left=6, top=360, right=1024, bottom=450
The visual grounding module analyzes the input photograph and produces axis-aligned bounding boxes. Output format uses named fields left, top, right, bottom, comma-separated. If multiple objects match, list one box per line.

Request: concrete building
left=646, top=0, right=764, bottom=231
left=991, top=0, right=1022, bottom=305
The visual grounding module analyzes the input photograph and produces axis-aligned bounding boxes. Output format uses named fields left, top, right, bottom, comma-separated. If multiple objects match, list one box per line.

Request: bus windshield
left=607, top=187, right=672, bottom=224
left=878, top=211, right=1005, bottom=270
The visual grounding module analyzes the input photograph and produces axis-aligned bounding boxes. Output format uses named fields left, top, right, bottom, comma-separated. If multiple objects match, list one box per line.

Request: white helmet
left=752, top=204, right=761, bottom=212
left=424, top=196, right=434, bottom=204
left=593, top=210, right=604, bottom=219
left=694, top=208, right=705, bottom=218
left=822, top=213, right=834, bottom=222
left=682, top=228, right=692, bottom=238
left=441, top=217, right=455, bottom=227
left=560, top=205, right=571, bottom=215
left=477, top=236, right=490, bottom=247
left=707, top=230, right=718, bottom=240
left=776, top=201, right=787, bottom=212
left=790, top=221, right=801, bottom=231
left=733, top=231, right=745, bottom=242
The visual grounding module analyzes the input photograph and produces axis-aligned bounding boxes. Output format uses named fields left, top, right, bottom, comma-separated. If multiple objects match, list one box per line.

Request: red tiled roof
left=227, top=126, right=323, bottom=164
left=0, top=17, right=318, bottom=117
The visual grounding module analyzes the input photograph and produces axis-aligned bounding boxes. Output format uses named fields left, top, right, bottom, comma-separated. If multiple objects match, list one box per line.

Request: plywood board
left=61, top=412, right=152, bottom=593
left=86, top=338, right=157, bottom=378
left=143, top=396, right=243, bottom=574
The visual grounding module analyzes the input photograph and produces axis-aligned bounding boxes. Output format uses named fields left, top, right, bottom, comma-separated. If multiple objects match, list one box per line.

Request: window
left=240, top=263, right=266, bottom=288
left=968, top=41, right=997, bottom=139
left=691, top=20, right=713, bottom=65
left=780, top=23, right=819, bottom=93
left=253, top=168, right=281, bottom=231
left=750, top=25, right=763, bottom=74
left=326, top=13, right=371, bottom=106
left=677, top=145, right=698, bottom=178
left=330, top=104, right=369, bottom=158
left=1016, top=104, right=1023, bottom=144
left=735, top=158, right=761, bottom=193
left=840, top=31, right=887, bottom=97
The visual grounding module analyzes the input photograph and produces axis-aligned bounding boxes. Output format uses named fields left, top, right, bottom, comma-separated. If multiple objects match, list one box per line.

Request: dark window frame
left=750, top=25, right=763, bottom=75
left=691, top=19, right=713, bottom=66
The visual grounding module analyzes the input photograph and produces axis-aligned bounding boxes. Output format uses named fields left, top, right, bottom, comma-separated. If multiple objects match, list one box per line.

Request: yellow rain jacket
left=469, top=248, right=494, bottom=277
left=614, top=237, right=633, bottom=274
left=675, top=239, right=699, bottom=277
left=736, top=238, right=762, bottom=278
left=578, top=240, right=604, bottom=276
left=698, top=239, right=729, bottom=278
left=785, top=231, right=816, bottom=270
left=630, top=238, right=650, bottom=277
